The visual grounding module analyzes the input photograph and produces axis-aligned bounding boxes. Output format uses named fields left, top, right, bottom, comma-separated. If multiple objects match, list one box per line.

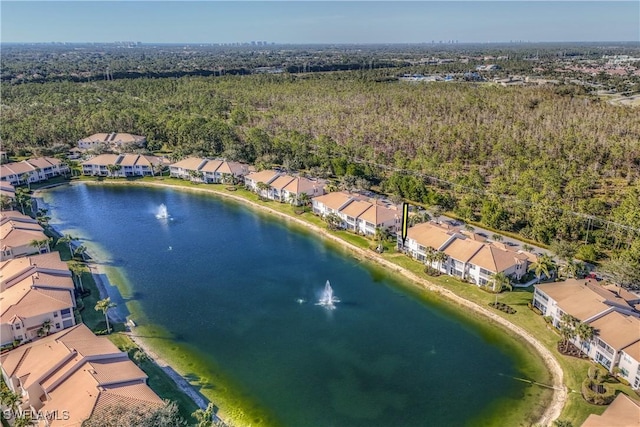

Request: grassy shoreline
left=36, top=177, right=612, bottom=426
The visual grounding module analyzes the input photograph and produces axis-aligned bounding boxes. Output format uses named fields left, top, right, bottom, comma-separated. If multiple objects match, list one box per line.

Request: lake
left=40, top=183, right=532, bottom=427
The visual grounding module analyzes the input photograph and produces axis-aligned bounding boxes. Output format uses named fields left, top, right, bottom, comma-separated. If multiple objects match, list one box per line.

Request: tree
left=522, top=243, right=534, bottom=253
left=36, top=208, right=51, bottom=227
left=95, top=297, right=117, bottom=334
left=324, top=213, right=342, bottom=231
left=37, top=319, right=52, bottom=337
left=29, top=238, right=50, bottom=254
left=1, top=388, right=21, bottom=413
left=0, top=194, right=14, bottom=210
left=424, top=247, right=437, bottom=273
left=19, top=172, right=31, bottom=189
left=434, top=250, right=448, bottom=273
left=491, top=272, right=512, bottom=293
left=74, top=244, right=88, bottom=261
left=15, top=187, right=31, bottom=214
left=551, top=240, right=577, bottom=263
left=528, top=253, right=556, bottom=283
left=192, top=403, right=219, bottom=427
left=106, top=164, right=122, bottom=178
left=492, top=234, right=503, bottom=242
left=575, top=321, right=597, bottom=355
left=59, top=233, right=78, bottom=254
left=559, top=313, right=578, bottom=351
left=297, top=192, right=311, bottom=212
left=68, top=260, right=87, bottom=292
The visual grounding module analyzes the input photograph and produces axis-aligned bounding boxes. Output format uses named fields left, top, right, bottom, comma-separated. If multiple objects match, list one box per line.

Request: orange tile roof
left=246, top=169, right=280, bottom=184
left=469, top=243, right=528, bottom=273
left=622, top=340, right=640, bottom=362
left=582, top=393, right=640, bottom=427
left=312, top=191, right=353, bottom=211
left=200, top=159, right=223, bottom=173
left=340, top=200, right=371, bottom=218
left=406, top=222, right=456, bottom=250
left=270, top=175, right=296, bottom=191
left=443, top=238, right=485, bottom=263
left=81, top=154, right=120, bottom=167
left=358, top=203, right=399, bottom=226
left=589, top=311, right=640, bottom=351
left=1, top=286, right=73, bottom=323
left=170, top=157, right=205, bottom=170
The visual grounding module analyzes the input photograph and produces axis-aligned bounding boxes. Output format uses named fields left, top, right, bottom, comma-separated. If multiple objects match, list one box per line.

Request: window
left=61, top=308, right=71, bottom=316
left=55, top=323, right=60, bottom=329
left=595, top=352, right=612, bottom=370
left=14, top=324, right=21, bottom=330
left=54, top=312, right=59, bottom=318
left=16, top=335, right=23, bottom=341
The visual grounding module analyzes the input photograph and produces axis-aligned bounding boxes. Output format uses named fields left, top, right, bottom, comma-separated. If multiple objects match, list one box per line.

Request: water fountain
left=317, top=280, right=339, bottom=309
left=156, top=204, right=169, bottom=220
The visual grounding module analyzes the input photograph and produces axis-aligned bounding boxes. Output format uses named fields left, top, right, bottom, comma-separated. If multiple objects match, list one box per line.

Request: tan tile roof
left=200, top=159, right=223, bottom=173
left=136, top=155, right=163, bottom=167
left=358, top=203, right=400, bottom=226
left=589, top=311, right=640, bottom=351
left=0, top=210, right=38, bottom=225
left=80, top=133, right=145, bottom=144
left=217, top=161, right=249, bottom=175
left=270, top=175, right=296, bottom=191
left=82, top=154, right=120, bottom=167
left=117, top=154, right=139, bottom=166
left=1, top=161, right=37, bottom=175
left=469, top=243, right=528, bottom=274
left=27, top=157, right=60, bottom=169
left=622, top=340, right=640, bottom=362
left=313, top=191, right=353, bottom=211
left=283, top=177, right=325, bottom=195
left=340, top=200, right=371, bottom=218
left=536, top=279, right=635, bottom=321
left=246, top=169, right=280, bottom=184
left=0, top=252, right=68, bottom=288
left=582, top=393, right=640, bottom=427
left=79, top=133, right=109, bottom=143
left=1, top=286, right=73, bottom=323
left=170, top=157, right=205, bottom=170
left=443, top=238, right=485, bottom=262
left=406, top=222, right=456, bottom=250
left=0, top=223, right=47, bottom=250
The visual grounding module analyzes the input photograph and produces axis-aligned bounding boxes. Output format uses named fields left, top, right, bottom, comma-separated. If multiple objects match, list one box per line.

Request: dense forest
left=1, top=47, right=639, bottom=286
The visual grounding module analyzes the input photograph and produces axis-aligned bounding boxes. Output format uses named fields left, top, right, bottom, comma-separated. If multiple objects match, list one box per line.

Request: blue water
left=41, top=183, right=527, bottom=427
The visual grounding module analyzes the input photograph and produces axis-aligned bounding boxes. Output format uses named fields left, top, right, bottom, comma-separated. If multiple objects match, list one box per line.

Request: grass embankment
left=48, top=176, right=638, bottom=426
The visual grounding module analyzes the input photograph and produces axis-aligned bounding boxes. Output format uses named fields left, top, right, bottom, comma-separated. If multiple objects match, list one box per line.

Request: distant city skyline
left=1, top=1, right=639, bottom=44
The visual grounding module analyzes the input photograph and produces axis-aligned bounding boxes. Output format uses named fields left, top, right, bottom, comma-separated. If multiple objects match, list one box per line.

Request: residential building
left=582, top=393, right=640, bottom=427
left=245, top=170, right=326, bottom=204
left=0, top=182, right=15, bottom=202
left=533, top=279, right=640, bottom=384
left=169, top=157, right=250, bottom=183
left=244, top=169, right=281, bottom=195
left=0, top=252, right=76, bottom=346
left=0, top=324, right=163, bottom=426
left=311, top=191, right=401, bottom=236
left=0, top=158, right=69, bottom=186
left=77, top=132, right=146, bottom=151
left=400, top=221, right=529, bottom=285
left=82, top=154, right=167, bottom=177
left=1, top=211, right=49, bottom=261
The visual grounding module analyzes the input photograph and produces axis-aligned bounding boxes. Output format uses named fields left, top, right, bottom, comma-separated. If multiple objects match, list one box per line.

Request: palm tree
left=559, top=313, right=578, bottom=351
left=424, top=247, right=437, bottom=273
left=15, top=187, right=31, bottom=214
left=74, top=244, right=88, bottom=261
left=0, top=194, right=13, bottom=210
left=36, top=208, right=51, bottom=227
left=434, top=250, right=448, bottom=273
left=19, top=172, right=31, bottom=189
left=491, top=272, right=512, bottom=293
left=324, top=213, right=342, bottom=231
left=95, top=297, right=117, bottom=334
left=106, top=164, right=122, bottom=178
left=492, top=234, right=503, bottom=242
left=58, top=234, right=78, bottom=254
left=68, top=260, right=87, bottom=292
left=29, top=238, right=50, bottom=254
left=37, top=319, right=52, bottom=337
left=256, top=181, right=270, bottom=197
left=560, top=259, right=581, bottom=279
left=575, top=321, right=597, bottom=355
left=1, top=389, right=22, bottom=413
left=298, top=193, right=311, bottom=212
left=528, top=253, right=556, bottom=283
left=522, top=243, right=534, bottom=253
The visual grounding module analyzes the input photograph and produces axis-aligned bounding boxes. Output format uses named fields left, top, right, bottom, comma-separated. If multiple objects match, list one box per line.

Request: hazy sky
left=2, top=1, right=639, bottom=44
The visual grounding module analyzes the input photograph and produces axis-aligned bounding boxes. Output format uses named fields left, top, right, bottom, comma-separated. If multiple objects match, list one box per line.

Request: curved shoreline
left=39, top=180, right=567, bottom=426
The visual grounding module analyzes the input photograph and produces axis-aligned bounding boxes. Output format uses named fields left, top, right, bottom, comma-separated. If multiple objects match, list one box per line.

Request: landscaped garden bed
left=488, top=301, right=516, bottom=314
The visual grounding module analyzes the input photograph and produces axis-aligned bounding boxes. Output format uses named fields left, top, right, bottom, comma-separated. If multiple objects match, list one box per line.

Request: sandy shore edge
left=52, top=180, right=567, bottom=426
